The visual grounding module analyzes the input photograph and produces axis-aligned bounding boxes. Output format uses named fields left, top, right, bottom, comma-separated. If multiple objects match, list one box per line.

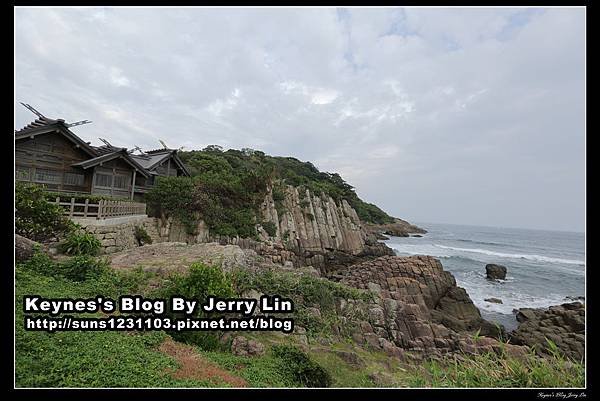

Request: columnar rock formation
left=259, top=185, right=366, bottom=255
left=150, top=183, right=392, bottom=268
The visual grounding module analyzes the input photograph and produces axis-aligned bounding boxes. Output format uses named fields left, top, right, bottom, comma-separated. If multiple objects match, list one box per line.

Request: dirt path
left=159, top=338, right=248, bottom=387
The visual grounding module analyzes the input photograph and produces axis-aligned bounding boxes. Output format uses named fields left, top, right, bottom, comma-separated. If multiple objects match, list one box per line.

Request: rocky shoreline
left=510, top=302, right=585, bottom=362
left=18, top=182, right=583, bottom=365
left=363, top=218, right=428, bottom=238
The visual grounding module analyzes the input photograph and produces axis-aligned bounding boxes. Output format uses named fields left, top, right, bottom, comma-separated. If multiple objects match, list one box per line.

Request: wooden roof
left=14, top=118, right=98, bottom=157
left=71, top=149, right=150, bottom=177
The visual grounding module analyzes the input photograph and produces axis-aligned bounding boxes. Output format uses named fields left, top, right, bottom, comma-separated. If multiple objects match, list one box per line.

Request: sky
left=14, top=7, right=586, bottom=232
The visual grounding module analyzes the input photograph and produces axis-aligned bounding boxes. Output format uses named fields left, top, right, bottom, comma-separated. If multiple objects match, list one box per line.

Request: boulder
left=230, top=336, right=265, bottom=357
left=15, top=234, right=41, bottom=262
left=334, top=350, right=366, bottom=367
left=486, top=264, right=507, bottom=280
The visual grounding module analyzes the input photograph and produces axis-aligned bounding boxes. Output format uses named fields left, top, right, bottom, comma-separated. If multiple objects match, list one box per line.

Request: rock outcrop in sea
left=510, top=302, right=585, bottom=362
left=486, top=263, right=507, bottom=280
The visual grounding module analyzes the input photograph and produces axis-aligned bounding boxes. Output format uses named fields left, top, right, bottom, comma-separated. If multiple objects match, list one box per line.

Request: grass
left=405, top=344, right=585, bottom=388
left=201, top=350, right=295, bottom=387
left=15, top=263, right=216, bottom=388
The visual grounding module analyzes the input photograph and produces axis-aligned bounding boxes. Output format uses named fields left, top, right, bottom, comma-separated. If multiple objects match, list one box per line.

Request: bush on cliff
left=15, top=182, right=75, bottom=242
left=260, top=221, right=277, bottom=237
left=145, top=171, right=269, bottom=238
left=145, top=176, right=198, bottom=234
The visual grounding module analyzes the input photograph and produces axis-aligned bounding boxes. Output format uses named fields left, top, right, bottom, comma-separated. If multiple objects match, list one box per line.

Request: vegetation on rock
left=134, top=225, right=153, bottom=246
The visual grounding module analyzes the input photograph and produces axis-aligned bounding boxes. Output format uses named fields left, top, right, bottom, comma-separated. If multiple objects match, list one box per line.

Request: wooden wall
left=15, top=131, right=93, bottom=193
left=91, top=158, right=135, bottom=199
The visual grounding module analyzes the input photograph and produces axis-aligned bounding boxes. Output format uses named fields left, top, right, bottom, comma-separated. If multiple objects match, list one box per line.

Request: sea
left=382, top=222, right=585, bottom=331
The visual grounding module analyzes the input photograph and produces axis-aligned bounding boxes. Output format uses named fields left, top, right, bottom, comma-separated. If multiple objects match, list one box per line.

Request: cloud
left=14, top=7, right=585, bottom=231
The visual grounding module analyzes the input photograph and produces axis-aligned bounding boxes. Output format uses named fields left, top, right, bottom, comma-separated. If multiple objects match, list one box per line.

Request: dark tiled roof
left=130, top=152, right=171, bottom=170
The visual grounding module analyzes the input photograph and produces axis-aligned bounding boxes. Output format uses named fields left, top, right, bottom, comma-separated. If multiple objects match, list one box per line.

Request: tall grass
left=407, top=340, right=584, bottom=388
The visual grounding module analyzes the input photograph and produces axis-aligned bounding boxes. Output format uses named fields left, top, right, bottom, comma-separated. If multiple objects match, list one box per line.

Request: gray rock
left=334, top=350, right=366, bottom=367
left=510, top=302, right=585, bottom=361
left=15, top=234, right=40, bottom=262
left=231, top=336, right=265, bottom=357
left=484, top=297, right=503, bottom=304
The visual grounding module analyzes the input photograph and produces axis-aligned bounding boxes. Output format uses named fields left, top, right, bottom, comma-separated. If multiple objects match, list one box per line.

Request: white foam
left=435, top=245, right=584, bottom=266
left=385, top=241, right=584, bottom=267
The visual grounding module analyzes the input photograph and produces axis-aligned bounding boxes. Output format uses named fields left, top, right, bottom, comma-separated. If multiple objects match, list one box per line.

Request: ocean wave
left=435, top=245, right=585, bottom=266
left=470, top=290, right=571, bottom=315
left=454, top=238, right=505, bottom=247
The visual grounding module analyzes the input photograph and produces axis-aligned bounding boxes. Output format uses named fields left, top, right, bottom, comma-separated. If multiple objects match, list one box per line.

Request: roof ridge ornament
left=20, top=102, right=46, bottom=119
left=98, top=138, right=116, bottom=148
left=65, top=120, right=92, bottom=128
left=19, top=102, right=92, bottom=128
left=128, top=145, right=147, bottom=156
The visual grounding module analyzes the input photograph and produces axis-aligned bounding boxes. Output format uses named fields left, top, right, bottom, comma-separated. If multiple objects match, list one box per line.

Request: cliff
left=258, top=185, right=366, bottom=255
left=152, top=182, right=394, bottom=269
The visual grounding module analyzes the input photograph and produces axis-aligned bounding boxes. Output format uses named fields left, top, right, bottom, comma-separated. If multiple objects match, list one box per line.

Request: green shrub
left=19, top=251, right=58, bottom=277
left=159, top=262, right=234, bottom=351
left=272, top=344, right=332, bottom=387
left=59, top=255, right=109, bottom=282
left=261, top=221, right=277, bottom=237
left=134, top=226, right=153, bottom=246
left=162, top=262, right=235, bottom=301
left=232, top=268, right=370, bottom=338
left=145, top=176, right=198, bottom=234
left=59, top=230, right=101, bottom=256
left=15, top=182, right=74, bottom=242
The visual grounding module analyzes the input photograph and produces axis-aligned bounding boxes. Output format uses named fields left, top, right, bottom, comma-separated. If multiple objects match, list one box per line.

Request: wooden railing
left=52, top=197, right=147, bottom=219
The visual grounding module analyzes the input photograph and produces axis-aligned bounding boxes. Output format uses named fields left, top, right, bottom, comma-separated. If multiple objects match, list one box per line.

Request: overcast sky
left=14, top=7, right=585, bottom=232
